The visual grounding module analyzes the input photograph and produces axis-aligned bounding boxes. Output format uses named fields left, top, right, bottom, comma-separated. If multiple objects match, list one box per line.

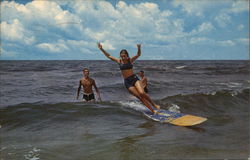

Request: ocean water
left=0, top=60, right=249, bottom=160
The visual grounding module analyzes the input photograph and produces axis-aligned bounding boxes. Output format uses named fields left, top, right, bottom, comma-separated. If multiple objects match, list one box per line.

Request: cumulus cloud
left=0, top=48, right=19, bottom=59
left=1, top=19, right=36, bottom=44
left=0, top=0, right=249, bottom=60
left=236, top=38, right=249, bottom=45
left=190, top=37, right=210, bottom=44
left=172, top=0, right=214, bottom=17
left=229, top=0, right=249, bottom=13
left=190, top=22, right=214, bottom=35
left=1, top=0, right=82, bottom=37
left=237, top=24, right=245, bottom=31
left=36, top=39, right=99, bottom=55
left=66, top=0, right=178, bottom=48
left=215, top=0, right=248, bottom=28
left=217, top=40, right=235, bottom=46
left=190, top=38, right=237, bottom=47
left=215, top=12, right=232, bottom=27
left=37, top=41, right=69, bottom=53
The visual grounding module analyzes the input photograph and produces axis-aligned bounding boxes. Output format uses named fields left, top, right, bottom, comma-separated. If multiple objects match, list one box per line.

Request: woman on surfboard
left=97, top=43, right=160, bottom=114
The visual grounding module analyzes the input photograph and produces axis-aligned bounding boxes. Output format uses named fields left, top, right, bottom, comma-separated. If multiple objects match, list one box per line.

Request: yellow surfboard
left=169, top=115, right=207, bottom=126
left=143, top=109, right=207, bottom=126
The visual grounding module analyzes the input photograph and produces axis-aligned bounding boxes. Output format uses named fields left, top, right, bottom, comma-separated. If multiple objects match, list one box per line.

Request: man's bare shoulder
left=79, top=78, right=85, bottom=83
left=89, top=78, right=96, bottom=83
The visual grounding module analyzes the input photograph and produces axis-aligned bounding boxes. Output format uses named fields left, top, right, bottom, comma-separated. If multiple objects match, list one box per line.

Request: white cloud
left=217, top=40, right=235, bottom=46
left=190, top=37, right=210, bottom=44
left=1, top=0, right=81, bottom=32
left=215, top=0, right=248, bottom=28
left=66, top=40, right=97, bottom=54
left=229, top=0, right=249, bottom=13
left=1, top=1, right=29, bottom=22
left=237, top=24, right=245, bottom=31
left=1, top=20, right=23, bottom=41
left=215, top=12, right=232, bottom=27
left=67, top=1, right=179, bottom=48
left=161, top=10, right=173, bottom=17
left=37, top=40, right=69, bottom=53
left=172, top=0, right=212, bottom=16
left=26, top=0, right=78, bottom=25
left=1, top=19, right=36, bottom=44
left=116, top=1, right=127, bottom=10
left=1, top=0, right=180, bottom=50
left=189, top=37, right=242, bottom=48
left=101, top=40, right=116, bottom=50
left=0, top=49, right=19, bottom=59
left=144, top=54, right=164, bottom=60
left=36, top=39, right=100, bottom=55
left=0, top=0, right=248, bottom=60
left=236, top=38, right=249, bottom=45
left=190, top=22, right=214, bottom=35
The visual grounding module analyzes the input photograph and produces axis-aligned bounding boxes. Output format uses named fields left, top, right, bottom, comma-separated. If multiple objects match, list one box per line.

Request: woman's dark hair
left=120, top=49, right=129, bottom=57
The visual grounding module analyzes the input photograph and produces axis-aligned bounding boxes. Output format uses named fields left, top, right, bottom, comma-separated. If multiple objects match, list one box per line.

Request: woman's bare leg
left=128, top=86, right=155, bottom=113
left=134, top=81, right=161, bottom=110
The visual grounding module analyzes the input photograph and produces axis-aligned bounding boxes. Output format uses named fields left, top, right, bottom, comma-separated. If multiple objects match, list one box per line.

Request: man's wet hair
left=83, top=68, right=89, bottom=72
left=139, top=70, right=144, bottom=73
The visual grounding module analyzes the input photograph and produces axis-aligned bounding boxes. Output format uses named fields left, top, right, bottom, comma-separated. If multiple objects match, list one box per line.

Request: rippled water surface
left=0, top=60, right=249, bottom=159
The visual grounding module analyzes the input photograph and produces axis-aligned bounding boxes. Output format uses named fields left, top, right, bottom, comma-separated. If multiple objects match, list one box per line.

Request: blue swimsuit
left=119, top=60, right=133, bottom=70
left=119, top=60, right=139, bottom=89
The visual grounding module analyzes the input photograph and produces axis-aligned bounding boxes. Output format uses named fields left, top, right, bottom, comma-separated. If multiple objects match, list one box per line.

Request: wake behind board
left=143, top=109, right=207, bottom=126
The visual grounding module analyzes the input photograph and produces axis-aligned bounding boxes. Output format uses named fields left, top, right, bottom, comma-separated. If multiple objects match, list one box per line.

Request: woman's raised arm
left=97, top=43, right=120, bottom=63
left=131, top=44, right=141, bottom=63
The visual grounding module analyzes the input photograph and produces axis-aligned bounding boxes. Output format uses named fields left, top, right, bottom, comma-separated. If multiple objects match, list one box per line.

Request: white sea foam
left=168, top=104, right=181, bottom=113
left=175, top=66, right=186, bottom=69
left=24, top=147, right=41, bottom=160
left=229, top=82, right=242, bottom=87
left=218, top=82, right=242, bottom=88
left=118, top=101, right=148, bottom=112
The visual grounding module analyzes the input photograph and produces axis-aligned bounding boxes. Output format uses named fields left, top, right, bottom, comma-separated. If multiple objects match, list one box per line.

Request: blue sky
left=0, top=0, right=249, bottom=60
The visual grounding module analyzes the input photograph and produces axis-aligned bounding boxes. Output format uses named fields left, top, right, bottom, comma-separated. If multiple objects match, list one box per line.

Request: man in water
left=138, top=70, right=148, bottom=93
left=77, top=68, right=101, bottom=102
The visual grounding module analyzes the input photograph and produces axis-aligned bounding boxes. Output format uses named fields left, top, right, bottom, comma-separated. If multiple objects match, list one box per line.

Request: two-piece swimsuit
left=119, top=59, right=139, bottom=89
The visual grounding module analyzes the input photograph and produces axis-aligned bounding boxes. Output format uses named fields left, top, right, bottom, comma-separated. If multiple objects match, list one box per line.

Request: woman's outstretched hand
left=137, top=44, right=141, bottom=49
left=97, top=42, right=102, bottom=50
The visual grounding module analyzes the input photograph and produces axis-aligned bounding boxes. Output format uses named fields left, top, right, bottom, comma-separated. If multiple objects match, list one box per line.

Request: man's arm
left=77, top=80, right=82, bottom=99
left=131, top=44, right=141, bottom=63
left=145, top=77, right=148, bottom=88
left=93, top=79, right=102, bottom=102
left=141, top=77, right=147, bottom=88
